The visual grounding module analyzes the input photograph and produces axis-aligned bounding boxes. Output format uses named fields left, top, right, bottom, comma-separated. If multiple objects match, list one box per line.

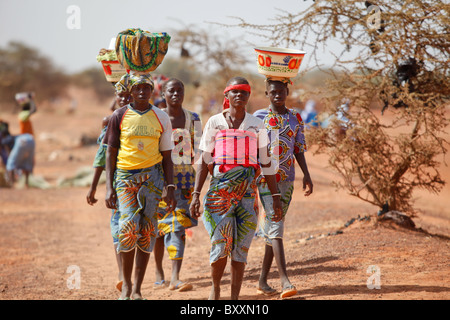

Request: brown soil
left=0, top=86, right=449, bottom=300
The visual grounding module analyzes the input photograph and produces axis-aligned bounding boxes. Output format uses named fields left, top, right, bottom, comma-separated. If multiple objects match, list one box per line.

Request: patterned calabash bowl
left=254, top=47, right=306, bottom=79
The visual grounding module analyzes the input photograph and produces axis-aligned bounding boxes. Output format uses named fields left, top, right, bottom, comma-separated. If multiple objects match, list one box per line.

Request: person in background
left=153, top=78, right=201, bottom=292
left=1, top=133, right=35, bottom=188
left=154, top=98, right=166, bottom=109
left=301, top=99, right=319, bottom=128
left=336, top=98, right=351, bottom=138
left=86, top=74, right=132, bottom=292
left=0, top=120, right=10, bottom=167
left=15, top=92, right=37, bottom=136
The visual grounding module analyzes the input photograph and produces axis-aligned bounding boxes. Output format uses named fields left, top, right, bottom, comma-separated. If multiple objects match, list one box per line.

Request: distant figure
left=153, top=98, right=166, bottom=109
left=0, top=120, right=10, bottom=167
left=15, top=92, right=37, bottom=136
left=86, top=74, right=132, bottom=293
left=301, top=99, right=319, bottom=128
left=336, top=98, right=351, bottom=138
left=1, top=133, right=35, bottom=188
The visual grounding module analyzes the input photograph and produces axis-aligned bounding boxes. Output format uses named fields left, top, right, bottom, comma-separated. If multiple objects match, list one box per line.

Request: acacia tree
left=0, top=41, right=69, bottom=109
left=168, top=20, right=249, bottom=82
left=233, top=0, right=449, bottom=214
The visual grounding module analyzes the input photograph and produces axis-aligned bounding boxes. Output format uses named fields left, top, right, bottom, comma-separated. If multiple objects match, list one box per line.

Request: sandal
left=169, top=281, right=193, bottom=292
left=116, top=280, right=123, bottom=292
left=280, top=285, right=297, bottom=299
left=153, top=280, right=168, bottom=289
left=256, top=286, right=277, bottom=296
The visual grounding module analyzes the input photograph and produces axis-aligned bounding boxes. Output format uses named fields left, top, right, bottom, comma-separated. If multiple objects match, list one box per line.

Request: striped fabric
left=213, top=129, right=259, bottom=173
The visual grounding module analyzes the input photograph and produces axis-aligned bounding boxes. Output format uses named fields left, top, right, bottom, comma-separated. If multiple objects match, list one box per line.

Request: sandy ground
left=0, top=86, right=449, bottom=302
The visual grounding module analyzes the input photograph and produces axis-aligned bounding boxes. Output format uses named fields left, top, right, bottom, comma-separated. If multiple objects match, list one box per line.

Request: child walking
left=104, top=73, right=176, bottom=300
left=86, top=75, right=132, bottom=292
left=253, top=79, right=313, bottom=299
left=190, top=76, right=282, bottom=300
left=153, top=78, right=201, bottom=292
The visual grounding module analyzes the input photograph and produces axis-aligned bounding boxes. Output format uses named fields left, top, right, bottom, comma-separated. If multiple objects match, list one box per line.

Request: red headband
left=223, top=84, right=251, bottom=110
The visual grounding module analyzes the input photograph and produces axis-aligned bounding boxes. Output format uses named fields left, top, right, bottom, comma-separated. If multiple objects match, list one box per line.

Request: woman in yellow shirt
left=104, top=73, right=176, bottom=300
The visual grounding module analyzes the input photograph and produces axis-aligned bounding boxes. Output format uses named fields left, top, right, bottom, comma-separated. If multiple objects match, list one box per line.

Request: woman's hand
left=271, top=195, right=283, bottom=222
left=105, top=187, right=117, bottom=209
left=303, top=175, right=313, bottom=196
left=190, top=193, right=202, bottom=219
left=86, top=187, right=98, bottom=206
left=163, top=187, right=177, bottom=212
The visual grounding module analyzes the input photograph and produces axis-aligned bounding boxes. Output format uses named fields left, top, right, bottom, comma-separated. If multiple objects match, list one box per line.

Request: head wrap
left=129, top=73, right=155, bottom=90
left=265, top=76, right=293, bottom=85
left=222, top=84, right=251, bottom=110
left=115, top=74, right=131, bottom=94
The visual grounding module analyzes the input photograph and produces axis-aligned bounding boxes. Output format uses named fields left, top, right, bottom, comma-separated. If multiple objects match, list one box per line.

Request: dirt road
left=1, top=87, right=449, bottom=301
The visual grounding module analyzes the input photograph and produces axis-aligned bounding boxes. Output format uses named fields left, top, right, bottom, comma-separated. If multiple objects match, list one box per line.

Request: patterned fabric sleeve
left=253, top=108, right=268, bottom=121
left=103, top=107, right=127, bottom=149
left=293, top=110, right=307, bottom=153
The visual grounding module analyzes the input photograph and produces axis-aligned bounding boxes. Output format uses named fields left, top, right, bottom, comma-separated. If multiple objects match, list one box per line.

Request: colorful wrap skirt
left=257, top=180, right=294, bottom=245
left=202, top=165, right=259, bottom=264
left=158, top=230, right=187, bottom=260
left=157, top=188, right=198, bottom=260
left=114, top=163, right=164, bottom=253
left=110, top=209, right=120, bottom=245
left=6, top=134, right=35, bottom=173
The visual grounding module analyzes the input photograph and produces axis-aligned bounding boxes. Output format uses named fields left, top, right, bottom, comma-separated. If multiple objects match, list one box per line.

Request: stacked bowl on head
left=115, top=28, right=171, bottom=75
left=254, top=47, right=306, bottom=82
left=97, top=48, right=129, bottom=83
left=97, top=28, right=171, bottom=82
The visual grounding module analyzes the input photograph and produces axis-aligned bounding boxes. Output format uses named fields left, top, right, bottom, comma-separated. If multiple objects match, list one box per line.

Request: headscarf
left=129, top=73, right=155, bottom=90
left=115, top=73, right=131, bottom=94
left=222, top=84, right=251, bottom=110
left=265, top=76, right=293, bottom=85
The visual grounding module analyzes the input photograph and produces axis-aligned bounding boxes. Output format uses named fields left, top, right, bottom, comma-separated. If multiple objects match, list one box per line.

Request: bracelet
left=167, top=184, right=176, bottom=189
left=192, top=191, right=201, bottom=195
left=272, top=193, right=281, bottom=197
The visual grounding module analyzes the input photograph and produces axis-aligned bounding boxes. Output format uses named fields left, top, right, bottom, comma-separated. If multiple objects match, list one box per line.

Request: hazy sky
left=0, top=0, right=338, bottom=74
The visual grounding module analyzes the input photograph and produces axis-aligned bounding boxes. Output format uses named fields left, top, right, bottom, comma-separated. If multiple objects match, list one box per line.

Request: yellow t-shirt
left=104, top=105, right=173, bottom=170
